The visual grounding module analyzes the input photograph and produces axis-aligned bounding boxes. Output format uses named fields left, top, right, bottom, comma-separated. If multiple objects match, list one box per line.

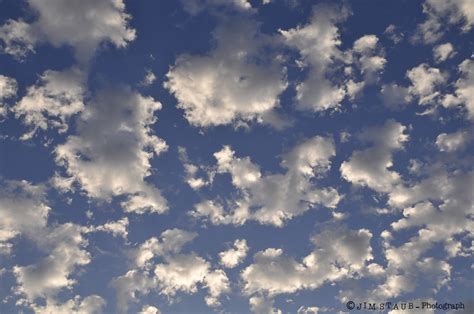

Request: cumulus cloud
left=280, top=4, right=348, bottom=111
left=190, top=136, right=342, bottom=227
left=340, top=120, right=408, bottom=193
left=436, top=130, right=471, bottom=152
left=443, top=59, right=474, bottom=120
left=241, top=225, right=373, bottom=297
left=178, top=147, right=214, bottom=190
left=86, top=217, right=129, bottom=239
left=180, top=0, right=253, bottom=14
left=112, top=229, right=230, bottom=312
left=407, top=63, right=447, bottom=106
left=0, top=180, right=49, bottom=254
left=433, top=43, right=455, bottom=63
left=13, top=223, right=91, bottom=300
left=29, top=295, right=106, bottom=314
left=165, top=18, right=287, bottom=128
left=0, top=180, right=96, bottom=306
left=13, top=67, right=85, bottom=140
left=0, top=0, right=136, bottom=61
left=219, top=239, right=249, bottom=268
left=0, top=74, right=17, bottom=118
left=414, top=0, right=474, bottom=43
left=380, top=83, right=412, bottom=109
left=139, top=305, right=161, bottom=314
left=55, top=87, right=168, bottom=214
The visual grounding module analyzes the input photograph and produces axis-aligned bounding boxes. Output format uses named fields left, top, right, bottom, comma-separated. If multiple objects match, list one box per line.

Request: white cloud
left=190, top=136, right=341, bottom=226
left=384, top=24, right=404, bottom=44
left=13, top=223, right=91, bottom=300
left=112, top=229, right=230, bottom=312
left=436, top=130, right=471, bottom=152
left=178, top=146, right=213, bottom=190
left=139, top=305, right=161, bottom=314
left=249, top=296, right=282, bottom=314
left=433, top=43, right=455, bottom=62
left=0, top=180, right=49, bottom=253
left=414, top=0, right=474, bottom=43
left=29, top=295, right=106, bottom=314
left=141, top=70, right=156, bottom=87
left=380, top=83, right=412, bottom=109
left=55, top=87, right=168, bottom=214
left=0, top=0, right=136, bottom=61
left=180, top=0, right=253, bottom=15
left=219, top=239, right=249, bottom=268
left=448, top=59, right=474, bottom=120
left=347, top=35, right=386, bottom=88
left=241, top=225, right=373, bottom=296
left=340, top=120, right=408, bottom=193
left=165, top=18, right=287, bottom=128
left=86, top=217, right=129, bottom=239
left=0, top=74, right=17, bottom=118
left=13, top=67, right=85, bottom=140
left=280, top=4, right=348, bottom=111
left=406, top=63, right=447, bottom=105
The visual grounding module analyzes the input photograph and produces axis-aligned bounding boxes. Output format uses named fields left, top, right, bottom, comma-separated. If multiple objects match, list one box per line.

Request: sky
left=0, top=0, right=473, bottom=313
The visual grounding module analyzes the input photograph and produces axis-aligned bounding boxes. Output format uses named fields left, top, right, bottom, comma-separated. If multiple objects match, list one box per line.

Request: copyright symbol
left=346, top=301, right=355, bottom=310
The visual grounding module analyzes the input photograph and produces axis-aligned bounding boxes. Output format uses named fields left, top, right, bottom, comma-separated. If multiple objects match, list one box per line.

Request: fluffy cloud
left=219, top=239, right=249, bottom=268
left=180, top=0, right=253, bottom=14
left=280, top=4, right=348, bottom=111
left=433, top=43, right=455, bottom=62
left=436, top=130, right=471, bottom=152
left=407, top=63, right=447, bottom=105
left=340, top=120, right=408, bottom=193
left=0, top=74, right=17, bottom=118
left=190, top=136, right=341, bottom=226
left=13, top=223, right=90, bottom=300
left=55, top=87, right=168, bottom=214
left=380, top=83, right=412, bottom=109
left=0, top=180, right=95, bottom=306
left=29, top=295, right=106, bottom=314
left=165, top=18, right=287, bottom=128
left=178, top=147, right=213, bottom=190
left=414, top=0, right=474, bottom=43
left=0, top=0, right=135, bottom=61
left=445, top=59, right=474, bottom=120
left=139, top=305, right=161, bottom=314
left=0, top=180, right=49, bottom=254
left=112, top=229, right=230, bottom=312
left=241, top=225, right=373, bottom=296
left=13, top=67, right=85, bottom=140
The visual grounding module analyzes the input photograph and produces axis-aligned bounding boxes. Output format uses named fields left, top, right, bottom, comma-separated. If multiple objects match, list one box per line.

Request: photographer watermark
left=345, top=301, right=465, bottom=311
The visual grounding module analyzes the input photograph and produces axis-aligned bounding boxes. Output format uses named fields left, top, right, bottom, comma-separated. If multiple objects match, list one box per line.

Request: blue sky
left=0, top=0, right=473, bottom=313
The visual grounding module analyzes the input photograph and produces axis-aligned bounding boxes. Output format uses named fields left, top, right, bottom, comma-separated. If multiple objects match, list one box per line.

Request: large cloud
left=0, top=74, right=17, bottom=118
left=55, top=87, right=168, bottom=214
left=280, top=4, right=348, bottom=111
left=165, top=18, right=287, bottom=128
left=241, top=225, right=373, bottom=296
left=190, top=136, right=341, bottom=226
left=0, top=0, right=135, bottom=62
left=112, top=229, right=230, bottom=313
left=340, top=120, right=408, bottom=193
left=13, top=67, right=85, bottom=140
left=414, top=0, right=474, bottom=43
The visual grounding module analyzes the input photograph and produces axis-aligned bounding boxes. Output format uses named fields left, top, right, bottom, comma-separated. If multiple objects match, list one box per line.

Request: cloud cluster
left=0, top=0, right=135, bottom=61
left=55, top=88, right=168, bottom=214
left=112, top=229, right=230, bottom=312
left=241, top=225, right=373, bottom=298
left=165, top=18, right=287, bottom=128
left=190, top=136, right=342, bottom=226
left=13, top=67, right=85, bottom=140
